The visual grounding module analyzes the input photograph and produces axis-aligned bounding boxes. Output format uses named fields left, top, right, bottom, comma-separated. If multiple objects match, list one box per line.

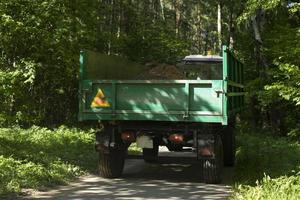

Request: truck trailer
left=78, top=46, right=244, bottom=183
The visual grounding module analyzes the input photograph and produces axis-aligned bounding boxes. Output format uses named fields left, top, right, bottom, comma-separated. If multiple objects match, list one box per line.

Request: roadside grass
left=3, top=124, right=299, bottom=199
left=0, top=126, right=143, bottom=196
left=232, top=126, right=300, bottom=200
left=0, top=126, right=98, bottom=195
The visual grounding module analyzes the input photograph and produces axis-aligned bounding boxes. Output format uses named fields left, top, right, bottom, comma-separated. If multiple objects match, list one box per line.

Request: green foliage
left=265, top=63, right=300, bottom=105
left=233, top=175, right=300, bottom=200
left=238, top=0, right=282, bottom=22
left=0, top=126, right=141, bottom=195
left=0, top=0, right=204, bottom=126
left=232, top=125, right=300, bottom=199
left=128, top=142, right=142, bottom=155
left=0, top=126, right=97, bottom=194
left=122, top=25, right=188, bottom=63
left=0, top=156, right=82, bottom=194
left=0, top=0, right=88, bottom=125
left=235, top=0, right=300, bottom=136
left=235, top=132, right=300, bottom=183
left=287, top=125, right=300, bottom=140
left=261, top=14, right=300, bottom=108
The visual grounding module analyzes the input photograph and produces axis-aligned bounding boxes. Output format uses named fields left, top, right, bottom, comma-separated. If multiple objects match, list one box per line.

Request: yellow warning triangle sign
left=91, top=89, right=111, bottom=108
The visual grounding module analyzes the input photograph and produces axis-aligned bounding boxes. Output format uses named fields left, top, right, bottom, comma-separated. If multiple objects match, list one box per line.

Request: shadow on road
left=25, top=153, right=233, bottom=200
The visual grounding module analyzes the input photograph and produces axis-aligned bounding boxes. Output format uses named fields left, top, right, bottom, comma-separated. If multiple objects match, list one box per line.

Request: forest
left=0, top=0, right=300, bottom=199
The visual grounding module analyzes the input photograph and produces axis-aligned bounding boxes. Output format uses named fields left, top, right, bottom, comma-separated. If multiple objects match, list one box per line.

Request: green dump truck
left=78, top=46, right=244, bottom=183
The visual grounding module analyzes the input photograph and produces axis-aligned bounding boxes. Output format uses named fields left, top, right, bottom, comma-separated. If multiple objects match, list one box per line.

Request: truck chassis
left=95, top=120, right=235, bottom=183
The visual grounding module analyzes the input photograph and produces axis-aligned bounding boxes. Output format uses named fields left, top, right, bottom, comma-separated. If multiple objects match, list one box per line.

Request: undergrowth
left=0, top=126, right=97, bottom=195
left=232, top=125, right=300, bottom=200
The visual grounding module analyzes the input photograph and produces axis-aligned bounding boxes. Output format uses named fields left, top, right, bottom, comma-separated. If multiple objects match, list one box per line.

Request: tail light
left=169, top=134, right=184, bottom=143
left=121, top=132, right=136, bottom=143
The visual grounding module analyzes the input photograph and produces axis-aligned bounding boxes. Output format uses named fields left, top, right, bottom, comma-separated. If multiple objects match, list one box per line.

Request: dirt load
left=137, top=64, right=185, bottom=80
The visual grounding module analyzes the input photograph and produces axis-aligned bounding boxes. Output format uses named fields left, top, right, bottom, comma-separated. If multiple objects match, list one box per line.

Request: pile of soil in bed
left=137, top=64, right=185, bottom=80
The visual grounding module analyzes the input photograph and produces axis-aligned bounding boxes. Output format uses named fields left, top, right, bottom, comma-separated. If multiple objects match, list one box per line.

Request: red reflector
left=169, top=134, right=184, bottom=143
left=198, top=147, right=213, bottom=157
left=121, top=132, right=136, bottom=143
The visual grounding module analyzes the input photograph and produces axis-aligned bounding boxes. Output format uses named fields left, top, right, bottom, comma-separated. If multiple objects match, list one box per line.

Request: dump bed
left=78, top=46, right=244, bottom=125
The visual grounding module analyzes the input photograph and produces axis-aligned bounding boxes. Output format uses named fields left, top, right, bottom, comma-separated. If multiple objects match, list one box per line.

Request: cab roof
left=183, top=55, right=223, bottom=62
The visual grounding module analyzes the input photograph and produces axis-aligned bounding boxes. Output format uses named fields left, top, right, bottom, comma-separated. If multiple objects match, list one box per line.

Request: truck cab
left=181, top=55, right=223, bottom=80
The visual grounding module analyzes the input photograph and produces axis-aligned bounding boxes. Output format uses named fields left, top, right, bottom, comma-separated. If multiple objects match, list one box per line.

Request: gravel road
left=23, top=148, right=233, bottom=200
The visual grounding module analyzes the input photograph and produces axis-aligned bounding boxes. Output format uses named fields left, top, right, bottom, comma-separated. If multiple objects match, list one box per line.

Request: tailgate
left=79, top=80, right=227, bottom=124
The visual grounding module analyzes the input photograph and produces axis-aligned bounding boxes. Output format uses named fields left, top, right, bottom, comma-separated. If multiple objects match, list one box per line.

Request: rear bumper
left=79, top=113, right=228, bottom=125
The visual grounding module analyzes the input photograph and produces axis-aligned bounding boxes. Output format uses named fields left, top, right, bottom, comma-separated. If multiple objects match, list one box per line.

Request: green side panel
left=80, top=80, right=225, bottom=123
left=222, top=45, right=245, bottom=117
left=189, top=82, right=222, bottom=114
left=116, top=84, right=186, bottom=112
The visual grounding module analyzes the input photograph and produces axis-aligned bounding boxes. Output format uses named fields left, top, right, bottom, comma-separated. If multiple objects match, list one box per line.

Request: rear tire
left=202, top=136, right=223, bottom=184
left=98, top=149, right=126, bottom=178
left=143, top=138, right=159, bottom=163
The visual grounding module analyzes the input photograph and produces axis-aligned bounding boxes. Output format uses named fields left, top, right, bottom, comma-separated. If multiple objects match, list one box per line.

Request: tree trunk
left=251, top=8, right=267, bottom=78
left=251, top=15, right=262, bottom=44
left=217, top=2, right=222, bottom=53
left=250, top=8, right=268, bottom=130
left=228, top=7, right=234, bottom=49
left=196, top=2, right=202, bottom=54
left=117, top=0, right=122, bottom=39
left=174, top=0, right=181, bottom=36
left=108, top=0, right=114, bottom=55
left=159, top=0, right=165, bottom=20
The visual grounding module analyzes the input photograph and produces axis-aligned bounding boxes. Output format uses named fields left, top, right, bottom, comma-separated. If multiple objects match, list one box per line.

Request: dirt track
left=23, top=148, right=233, bottom=200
